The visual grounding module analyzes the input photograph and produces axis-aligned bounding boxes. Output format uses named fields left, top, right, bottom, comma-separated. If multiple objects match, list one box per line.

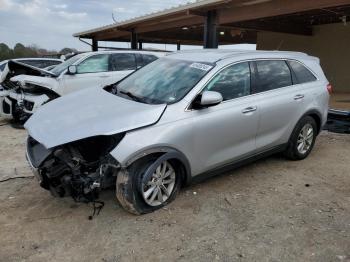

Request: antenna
left=112, top=13, right=117, bottom=23
left=276, top=40, right=284, bottom=50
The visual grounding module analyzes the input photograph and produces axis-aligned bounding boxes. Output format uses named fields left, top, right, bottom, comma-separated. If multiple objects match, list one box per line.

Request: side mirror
left=67, top=65, right=77, bottom=75
left=200, top=91, right=223, bottom=107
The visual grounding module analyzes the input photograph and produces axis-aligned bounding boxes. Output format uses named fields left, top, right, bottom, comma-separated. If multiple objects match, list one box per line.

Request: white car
left=0, top=51, right=166, bottom=122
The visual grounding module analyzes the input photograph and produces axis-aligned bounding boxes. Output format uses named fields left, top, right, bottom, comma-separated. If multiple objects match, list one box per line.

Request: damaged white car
left=0, top=58, right=63, bottom=120
left=25, top=50, right=329, bottom=214
left=1, top=51, right=165, bottom=123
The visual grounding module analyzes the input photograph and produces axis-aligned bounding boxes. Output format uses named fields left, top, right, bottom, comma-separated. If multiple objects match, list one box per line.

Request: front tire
left=284, top=116, right=317, bottom=160
left=116, top=157, right=182, bottom=215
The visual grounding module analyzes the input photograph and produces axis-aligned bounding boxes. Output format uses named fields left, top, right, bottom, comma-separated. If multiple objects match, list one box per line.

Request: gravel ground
left=0, top=118, right=349, bottom=262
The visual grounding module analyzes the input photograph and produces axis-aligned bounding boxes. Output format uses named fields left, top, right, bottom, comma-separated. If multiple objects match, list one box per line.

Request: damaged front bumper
left=8, top=91, right=50, bottom=114
left=0, top=89, right=50, bottom=121
left=25, top=135, right=123, bottom=203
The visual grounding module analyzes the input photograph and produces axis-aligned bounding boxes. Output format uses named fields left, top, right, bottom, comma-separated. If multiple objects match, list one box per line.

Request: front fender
left=119, top=146, right=192, bottom=185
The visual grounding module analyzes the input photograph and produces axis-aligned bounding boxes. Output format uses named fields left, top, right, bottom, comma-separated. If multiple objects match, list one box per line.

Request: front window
left=51, top=53, right=85, bottom=76
left=204, top=62, right=251, bottom=101
left=77, top=54, right=109, bottom=74
left=115, top=58, right=214, bottom=104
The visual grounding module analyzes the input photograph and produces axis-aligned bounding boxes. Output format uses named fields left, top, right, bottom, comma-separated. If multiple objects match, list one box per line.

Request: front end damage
left=0, top=61, right=58, bottom=122
left=26, top=134, right=124, bottom=202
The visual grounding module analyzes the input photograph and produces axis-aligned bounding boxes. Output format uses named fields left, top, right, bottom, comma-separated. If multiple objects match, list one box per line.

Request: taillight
left=327, top=84, right=333, bottom=94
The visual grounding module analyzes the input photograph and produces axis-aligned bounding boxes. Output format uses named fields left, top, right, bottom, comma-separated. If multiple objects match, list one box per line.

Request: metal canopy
left=74, top=0, right=350, bottom=49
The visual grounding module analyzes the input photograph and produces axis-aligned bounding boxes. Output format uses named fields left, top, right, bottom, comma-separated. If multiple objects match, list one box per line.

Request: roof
left=74, top=0, right=226, bottom=38
left=166, top=49, right=310, bottom=63
left=77, top=50, right=168, bottom=57
left=73, top=0, right=350, bottom=46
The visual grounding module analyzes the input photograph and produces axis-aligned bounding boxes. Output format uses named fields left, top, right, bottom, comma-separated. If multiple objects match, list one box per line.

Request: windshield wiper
left=119, top=90, right=143, bottom=102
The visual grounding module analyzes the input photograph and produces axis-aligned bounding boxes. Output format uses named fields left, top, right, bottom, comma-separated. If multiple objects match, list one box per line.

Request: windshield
left=51, top=53, right=85, bottom=76
left=116, top=58, right=214, bottom=104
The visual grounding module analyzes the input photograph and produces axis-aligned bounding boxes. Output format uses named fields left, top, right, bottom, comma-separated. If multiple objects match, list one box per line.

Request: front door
left=188, top=62, right=259, bottom=175
left=61, top=54, right=114, bottom=95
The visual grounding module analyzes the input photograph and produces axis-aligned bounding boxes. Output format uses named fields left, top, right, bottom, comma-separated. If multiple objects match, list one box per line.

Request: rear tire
left=284, top=116, right=317, bottom=160
left=116, top=157, right=182, bottom=215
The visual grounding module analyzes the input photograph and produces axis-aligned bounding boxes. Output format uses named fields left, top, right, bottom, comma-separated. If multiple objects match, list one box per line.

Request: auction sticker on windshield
left=190, top=63, right=213, bottom=71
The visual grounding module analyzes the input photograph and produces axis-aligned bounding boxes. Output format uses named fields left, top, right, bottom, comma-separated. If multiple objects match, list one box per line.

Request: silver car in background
left=25, top=50, right=330, bottom=214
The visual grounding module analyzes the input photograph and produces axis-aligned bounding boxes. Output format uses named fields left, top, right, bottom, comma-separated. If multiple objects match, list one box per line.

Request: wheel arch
left=124, top=147, right=192, bottom=186
left=302, top=109, right=322, bottom=134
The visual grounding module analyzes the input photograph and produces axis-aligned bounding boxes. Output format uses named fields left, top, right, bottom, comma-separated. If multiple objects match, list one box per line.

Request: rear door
left=189, top=62, right=259, bottom=173
left=287, top=60, right=320, bottom=115
left=252, top=60, right=307, bottom=150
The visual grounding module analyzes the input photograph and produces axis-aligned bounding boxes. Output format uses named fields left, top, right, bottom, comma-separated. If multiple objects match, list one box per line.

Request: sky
left=0, top=0, right=255, bottom=51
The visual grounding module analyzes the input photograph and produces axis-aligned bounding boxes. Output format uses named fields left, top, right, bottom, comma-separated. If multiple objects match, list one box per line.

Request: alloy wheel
left=141, top=160, right=176, bottom=207
left=297, top=123, right=314, bottom=155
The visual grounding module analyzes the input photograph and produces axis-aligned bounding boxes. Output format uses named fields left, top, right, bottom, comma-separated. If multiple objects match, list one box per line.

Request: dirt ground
left=0, top=118, right=349, bottom=262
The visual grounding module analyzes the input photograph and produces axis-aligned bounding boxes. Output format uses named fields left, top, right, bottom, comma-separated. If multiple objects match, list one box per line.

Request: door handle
left=99, top=75, right=109, bottom=78
left=294, top=94, right=305, bottom=100
left=242, top=106, right=257, bottom=114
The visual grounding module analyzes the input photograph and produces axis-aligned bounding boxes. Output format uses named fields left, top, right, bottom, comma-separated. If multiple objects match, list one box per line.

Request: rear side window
left=254, top=60, right=292, bottom=93
left=109, top=53, right=136, bottom=71
left=204, top=62, right=251, bottom=101
left=288, top=60, right=317, bottom=84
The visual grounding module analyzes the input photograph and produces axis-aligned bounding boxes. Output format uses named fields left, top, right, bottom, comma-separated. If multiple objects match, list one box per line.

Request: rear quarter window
left=288, top=60, right=317, bottom=84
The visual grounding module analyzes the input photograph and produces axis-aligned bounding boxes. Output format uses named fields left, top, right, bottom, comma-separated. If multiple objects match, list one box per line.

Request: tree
left=0, top=43, right=79, bottom=62
left=13, top=43, right=27, bottom=57
left=0, top=43, right=13, bottom=60
left=60, top=47, right=78, bottom=55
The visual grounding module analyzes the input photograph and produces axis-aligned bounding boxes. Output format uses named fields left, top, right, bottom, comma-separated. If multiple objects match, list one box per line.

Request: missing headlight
left=30, top=134, right=124, bottom=203
left=23, top=100, right=34, bottom=111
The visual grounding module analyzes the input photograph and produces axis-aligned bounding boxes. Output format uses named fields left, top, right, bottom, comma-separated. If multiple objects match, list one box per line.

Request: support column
left=92, top=38, right=98, bottom=51
left=177, top=42, right=181, bottom=51
left=131, top=29, right=138, bottom=50
left=138, top=41, right=143, bottom=50
left=204, top=10, right=218, bottom=49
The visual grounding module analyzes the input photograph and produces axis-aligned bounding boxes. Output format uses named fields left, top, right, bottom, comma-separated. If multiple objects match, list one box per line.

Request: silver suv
left=25, top=50, right=330, bottom=214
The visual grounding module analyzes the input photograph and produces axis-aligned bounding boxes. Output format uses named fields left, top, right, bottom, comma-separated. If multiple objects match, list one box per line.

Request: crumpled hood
left=0, top=60, right=56, bottom=84
left=10, top=75, right=59, bottom=90
left=25, top=88, right=167, bottom=149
